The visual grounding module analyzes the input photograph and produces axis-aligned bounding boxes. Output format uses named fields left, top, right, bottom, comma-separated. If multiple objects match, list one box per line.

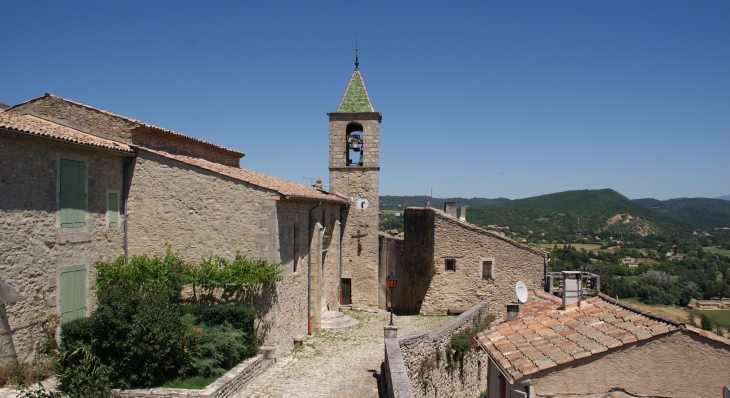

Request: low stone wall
left=384, top=302, right=491, bottom=398
left=114, top=355, right=267, bottom=398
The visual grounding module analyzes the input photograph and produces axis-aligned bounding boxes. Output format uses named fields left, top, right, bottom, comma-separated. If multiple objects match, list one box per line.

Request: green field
left=538, top=243, right=607, bottom=252
left=618, top=297, right=730, bottom=329
left=704, top=247, right=730, bottom=258
left=687, top=309, right=730, bottom=329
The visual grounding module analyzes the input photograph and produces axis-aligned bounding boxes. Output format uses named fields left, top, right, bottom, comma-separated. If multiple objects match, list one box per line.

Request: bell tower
left=328, top=61, right=382, bottom=310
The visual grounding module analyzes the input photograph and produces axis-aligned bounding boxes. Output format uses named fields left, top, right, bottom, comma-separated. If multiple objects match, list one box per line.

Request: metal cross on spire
left=353, top=34, right=360, bottom=70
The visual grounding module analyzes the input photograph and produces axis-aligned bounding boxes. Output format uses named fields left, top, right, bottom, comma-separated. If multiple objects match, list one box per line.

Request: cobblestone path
left=235, top=310, right=454, bottom=398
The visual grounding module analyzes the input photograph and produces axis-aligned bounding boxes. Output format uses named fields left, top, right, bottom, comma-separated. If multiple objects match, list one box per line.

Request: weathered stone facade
left=402, top=207, right=547, bottom=317
left=529, top=329, right=730, bottom=398
left=379, top=233, right=404, bottom=310
left=2, top=94, right=348, bottom=365
left=12, top=94, right=243, bottom=167
left=0, top=130, right=129, bottom=364
left=384, top=302, right=491, bottom=398
left=328, top=111, right=382, bottom=310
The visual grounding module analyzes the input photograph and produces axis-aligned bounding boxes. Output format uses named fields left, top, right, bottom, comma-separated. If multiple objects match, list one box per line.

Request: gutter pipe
left=307, top=201, right=321, bottom=334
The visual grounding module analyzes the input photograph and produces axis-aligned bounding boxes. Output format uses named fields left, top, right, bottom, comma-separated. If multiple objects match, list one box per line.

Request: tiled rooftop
left=0, top=112, right=133, bottom=153
left=10, top=93, right=244, bottom=158
left=478, top=296, right=677, bottom=380
left=337, top=70, right=374, bottom=113
left=139, top=147, right=347, bottom=203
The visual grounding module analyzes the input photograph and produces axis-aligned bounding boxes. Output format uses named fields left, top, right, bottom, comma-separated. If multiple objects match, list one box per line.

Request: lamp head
left=386, top=272, right=397, bottom=289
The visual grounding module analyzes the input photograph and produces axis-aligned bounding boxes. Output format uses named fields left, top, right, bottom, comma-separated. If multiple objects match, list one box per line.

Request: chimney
left=314, top=179, right=323, bottom=191
left=444, top=202, right=457, bottom=218
left=459, top=206, right=467, bottom=221
left=562, top=271, right=582, bottom=309
left=506, top=303, right=520, bottom=320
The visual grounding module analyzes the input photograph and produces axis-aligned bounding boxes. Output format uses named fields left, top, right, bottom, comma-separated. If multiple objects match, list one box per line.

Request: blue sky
left=2, top=1, right=728, bottom=200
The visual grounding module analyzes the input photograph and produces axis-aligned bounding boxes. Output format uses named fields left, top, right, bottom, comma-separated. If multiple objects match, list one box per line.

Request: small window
left=445, top=259, right=456, bottom=272
left=60, top=265, right=86, bottom=323
left=60, top=159, right=86, bottom=228
left=107, top=191, right=120, bottom=228
left=482, top=260, right=494, bottom=280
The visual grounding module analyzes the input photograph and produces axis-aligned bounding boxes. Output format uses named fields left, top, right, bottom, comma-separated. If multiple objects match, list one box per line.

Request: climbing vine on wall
left=445, top=310, right=495, bottom=376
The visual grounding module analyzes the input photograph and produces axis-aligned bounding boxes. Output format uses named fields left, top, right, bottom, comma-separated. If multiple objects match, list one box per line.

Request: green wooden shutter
left=108, top=192, right=119, bottom=227
left=60, top=265, right=86, bottom=323
left=60, top=160, right=86, bottom=228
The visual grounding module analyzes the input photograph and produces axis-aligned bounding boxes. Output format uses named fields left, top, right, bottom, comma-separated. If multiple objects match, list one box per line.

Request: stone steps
left=321, top=310, right=359, bottom=329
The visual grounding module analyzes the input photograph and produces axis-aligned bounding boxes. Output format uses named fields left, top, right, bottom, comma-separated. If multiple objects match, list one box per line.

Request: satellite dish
left=515, top=281, right=528, bottom=304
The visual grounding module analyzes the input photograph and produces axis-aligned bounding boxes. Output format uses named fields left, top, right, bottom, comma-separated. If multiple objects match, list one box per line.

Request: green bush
left=182, top=304, right=256, bottom=332
left=701, top=313, right=714, bottom=331
left=95, top=248, right=186, bottom=295
left=59, top=317, right=95, bottom=351
left=55, top=342, right=112, bottom=398
left=92, top=282, right=197, bottom=389
left=180, top=305, right=258, bottom=362
left=180, top=314, right=250, bottom=377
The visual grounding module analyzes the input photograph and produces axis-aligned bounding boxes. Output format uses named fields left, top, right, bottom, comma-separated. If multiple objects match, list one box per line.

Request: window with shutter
left=482, top=260, right=494, bottom=280
left=108, top=191, right=119, bottom=228
left=60, top=159, right=86, bottom=228
left=60, top=265, right=86, bottom=323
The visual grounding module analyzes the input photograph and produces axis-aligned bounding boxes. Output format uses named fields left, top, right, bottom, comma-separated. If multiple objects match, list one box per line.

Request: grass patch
left=704, top=247, right=730, bottom=258
left=686, top=309, right=730, bottom=329
left=538, top=243, right=608, bottom=252
left=617, top=297, right=692, bottom=324
left=162, top=375, right=218, bottom=389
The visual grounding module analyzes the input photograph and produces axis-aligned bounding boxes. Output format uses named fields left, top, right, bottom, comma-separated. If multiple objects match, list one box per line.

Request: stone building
left=478, top=292, right=730, bottom=398
left=1, top=93, right=349, bottom=364
left=328, top=67, right=382, bottom=311
left=0, top=111, right=133, bottom=365
left=397, top=204, right=547, bottom=317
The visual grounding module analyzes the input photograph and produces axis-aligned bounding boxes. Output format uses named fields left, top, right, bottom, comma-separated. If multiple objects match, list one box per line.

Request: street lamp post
left=386, top=272, right=398, bottom=326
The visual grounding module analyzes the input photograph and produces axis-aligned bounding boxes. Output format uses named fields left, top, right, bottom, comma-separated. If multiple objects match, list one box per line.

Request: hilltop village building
left=477, top=292, right=730, bottom=398
left=0, top=65, right=545, bottom=367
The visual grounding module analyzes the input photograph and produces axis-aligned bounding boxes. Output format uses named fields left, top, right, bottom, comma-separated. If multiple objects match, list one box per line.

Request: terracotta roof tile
left=0, top=112, right=133, bottom=153
left=476, top=297, right=678, bottom=380
left=10, top=93, right=243, bottom=158
left=138, top=147, right=347, bottom=203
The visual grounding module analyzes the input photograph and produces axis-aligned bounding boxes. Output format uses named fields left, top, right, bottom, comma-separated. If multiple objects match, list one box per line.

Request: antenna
left=515, top=281, right=528, bottom=304
left=303, top=176, right=316, bottom=187
left=353, top=33, right=360, bottom=70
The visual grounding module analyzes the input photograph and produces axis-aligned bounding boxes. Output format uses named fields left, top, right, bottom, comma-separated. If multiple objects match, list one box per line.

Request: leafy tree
left=700, top=314, right=713, bottom=331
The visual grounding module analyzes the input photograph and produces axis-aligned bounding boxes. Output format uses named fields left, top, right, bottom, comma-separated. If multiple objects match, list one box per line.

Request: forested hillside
left=464, top=189, right=684, bottom=243
left=633, top=197, right=730, bottom=230
left=379, top=195, right=509, bottom=211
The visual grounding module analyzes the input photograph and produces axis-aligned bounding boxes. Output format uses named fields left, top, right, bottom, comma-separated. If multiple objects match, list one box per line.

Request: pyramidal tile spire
left=337, top=69, right=374, bottom=113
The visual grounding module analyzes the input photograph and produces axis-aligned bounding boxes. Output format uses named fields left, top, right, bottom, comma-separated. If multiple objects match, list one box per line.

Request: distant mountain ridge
left=718, top=194, right=730, bottom=201
left=633, top=197, right=730, bottom=230
left=380, top=189, right=730, bottom=241
left=379, top=195, right=509, bottom=211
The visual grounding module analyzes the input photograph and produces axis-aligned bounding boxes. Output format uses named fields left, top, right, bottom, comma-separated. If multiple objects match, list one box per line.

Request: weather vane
left=353, top=33, right=360, bottom=70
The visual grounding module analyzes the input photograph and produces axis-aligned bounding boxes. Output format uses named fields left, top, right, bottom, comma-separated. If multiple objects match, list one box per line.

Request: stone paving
left=0, top=311, right=452, bottom=398
left=235, top=310, right=454, bottom=398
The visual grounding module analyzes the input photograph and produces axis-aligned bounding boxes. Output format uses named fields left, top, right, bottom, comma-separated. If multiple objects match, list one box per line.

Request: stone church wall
left=329, top=169, right=379, bottom=310
left=11, top=96, right=241, bottom=167
left=0, top=132, right=126, bottom=364
left=10, top=96, right=135, bottom=144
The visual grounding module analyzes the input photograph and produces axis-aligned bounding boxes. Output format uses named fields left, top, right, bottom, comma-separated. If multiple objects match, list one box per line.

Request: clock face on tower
left=356, top=197, right=369, bottom=210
